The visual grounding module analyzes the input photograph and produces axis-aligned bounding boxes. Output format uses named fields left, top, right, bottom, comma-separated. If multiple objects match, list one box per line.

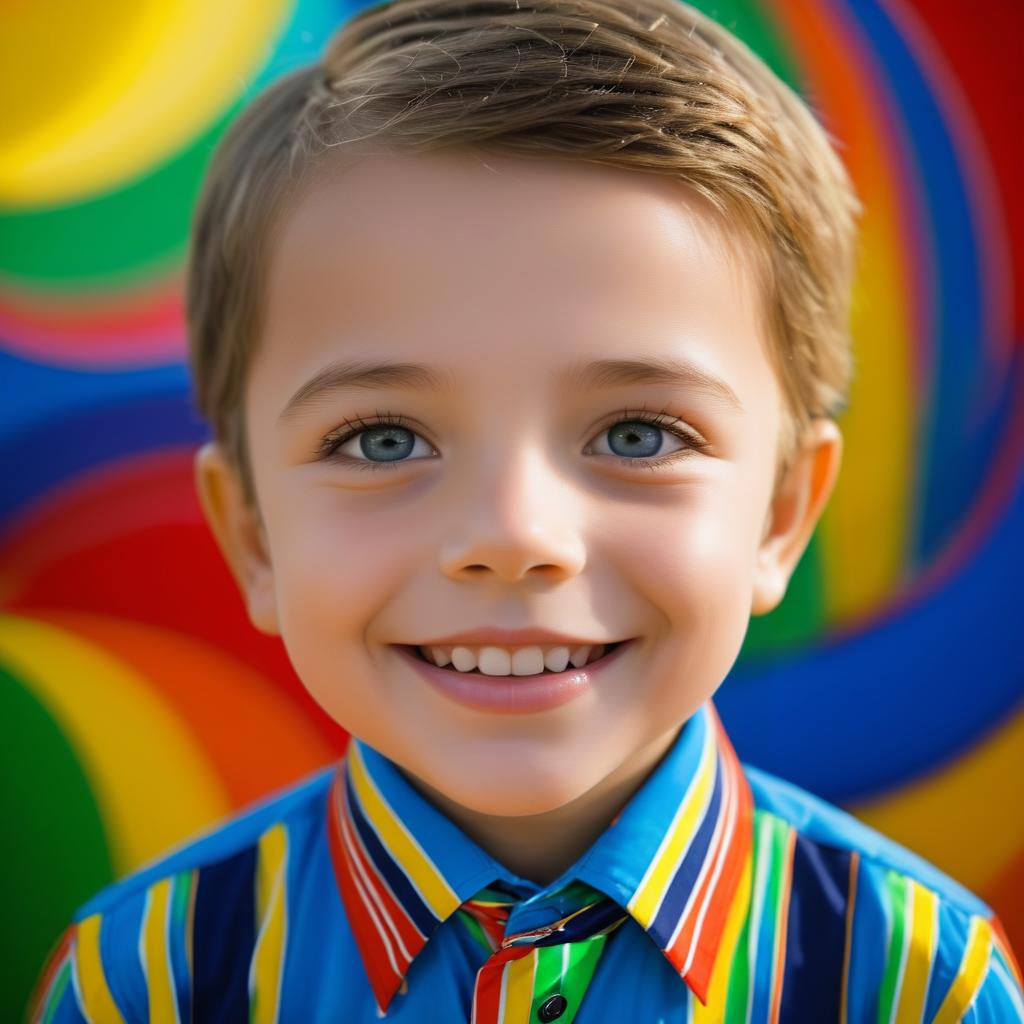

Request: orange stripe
left=768, top=827, right=798, bottom=1024
left=840, top=850, right=859, bottom=1024
left=665, top=750, right=734, bottom=986
left=27, top=924, right=76, bottom=1023
left=990, top=913, right=1024, bottom=992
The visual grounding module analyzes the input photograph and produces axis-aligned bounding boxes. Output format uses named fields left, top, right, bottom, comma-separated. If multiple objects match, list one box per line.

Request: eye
left=316, top=412, right=436, bottom=472
left=586, top=408, right=709, bottom=470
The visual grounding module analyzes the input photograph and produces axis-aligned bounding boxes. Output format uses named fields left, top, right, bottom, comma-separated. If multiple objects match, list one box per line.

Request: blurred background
left=2, top=0, right=1022, bottom=1017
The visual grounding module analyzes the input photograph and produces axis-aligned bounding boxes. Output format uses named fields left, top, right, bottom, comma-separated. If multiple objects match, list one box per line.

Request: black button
left=538, top=994, right=568, bottom=1022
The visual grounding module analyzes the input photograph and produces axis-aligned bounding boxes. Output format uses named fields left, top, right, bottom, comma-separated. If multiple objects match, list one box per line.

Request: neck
left=399, top=724, right=682, bottom=887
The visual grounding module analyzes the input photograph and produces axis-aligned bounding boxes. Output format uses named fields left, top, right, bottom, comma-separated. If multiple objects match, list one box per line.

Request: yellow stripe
left=894, top=880, right=939, bottom=1024
left=933, top=916, right=993, bottom=1024
left=74, top=913, right=127, bottom=1024
left=502, top=951, right=537, bottom=1024
left=250, top=823, right=289, bottom=1024
left=0, top=615, right=229, bottom=873
left=693, top=847, right=753, bottom=1021
left=0, top=0, right=291, bottom=204
left=348, top=742, right=460, bottom=919
left=141, top=878, right=178, bottom=1024
left=818, top=195, right=915, bottom=620
left=629, top=724, right=716, bottom=926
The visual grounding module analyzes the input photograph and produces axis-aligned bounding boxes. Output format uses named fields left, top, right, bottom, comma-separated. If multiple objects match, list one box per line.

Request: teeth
left=569, top=645, right=591, bottom=668
left=544, top=646, right=570, bottom=673
left=417, top=643, right=609, bottom=676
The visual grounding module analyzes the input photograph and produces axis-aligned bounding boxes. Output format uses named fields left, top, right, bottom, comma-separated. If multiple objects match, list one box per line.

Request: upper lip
left=401, top=627, right=629, bottom=647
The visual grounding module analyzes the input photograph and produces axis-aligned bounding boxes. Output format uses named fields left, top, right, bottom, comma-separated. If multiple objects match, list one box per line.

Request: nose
left=437, top=443, right=586, bottom=584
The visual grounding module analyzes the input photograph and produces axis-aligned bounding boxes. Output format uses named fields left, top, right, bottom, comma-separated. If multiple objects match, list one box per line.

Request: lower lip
left=393, top=640, right=636, bottom=714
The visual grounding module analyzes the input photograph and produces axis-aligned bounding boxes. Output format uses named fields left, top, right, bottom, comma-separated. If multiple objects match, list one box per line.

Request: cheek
left=271, top=496, right=416, bottom=646
left=615, top=492, right=756, bottom=637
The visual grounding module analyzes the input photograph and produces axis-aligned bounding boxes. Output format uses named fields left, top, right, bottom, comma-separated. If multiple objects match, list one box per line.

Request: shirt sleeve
left=27, top=912, right=138, bottom=1024
left=926, top=910, right=1024, bottom=1023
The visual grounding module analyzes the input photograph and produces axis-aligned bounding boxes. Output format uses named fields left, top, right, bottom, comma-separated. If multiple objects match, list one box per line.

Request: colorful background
left=2, top=0, right=1021, bottom=1016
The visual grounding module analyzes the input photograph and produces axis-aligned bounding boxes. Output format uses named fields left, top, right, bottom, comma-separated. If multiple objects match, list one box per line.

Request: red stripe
left=27, top=923, right=76, bottom=1023
left=325, top=768, right=406, bottom=1014
left=701, top=714, right=755, bottom=945
left=662, top=705, right=755, bottom=1004
left=665, top=748, right=735, bottom=993
left=471, top=959, right=506, bottom=1024
left=471, top=946, right=535, bottom=1024
left=336, top=771, right=427, bottom=965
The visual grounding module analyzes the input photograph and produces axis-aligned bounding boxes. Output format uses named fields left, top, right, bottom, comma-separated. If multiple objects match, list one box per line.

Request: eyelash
left=313, top=405, right=711, bottom=473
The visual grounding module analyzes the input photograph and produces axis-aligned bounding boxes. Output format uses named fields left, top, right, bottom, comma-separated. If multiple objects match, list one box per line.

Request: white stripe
left=164, top=878, right=182, bottom=1024
left=68, top=936, right=96, bottom=1024
left=351, top=743, right=460, bottom=912
left=496, top=961, right=510, bottom=1022
left=745, top=813, right=774, bottom=1024
left=671, top=751, right=735, bottom=975
left=337, top=786, right=406, bottom=981
left=992, top=955, right=1024, bottom=1020
left=138, top=889, right=152, bottom=1012
left=339, top=779, right=420, bottom=962
left=662, top=748, right=727, bottom=951
left=629, top=717, right=716, bottom=922
left=678, top=753, right=738, bottom=977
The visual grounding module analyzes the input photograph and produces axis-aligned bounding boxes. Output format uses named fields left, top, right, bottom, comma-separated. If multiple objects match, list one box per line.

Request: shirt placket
left=463, top=883, right=627, bottom=1024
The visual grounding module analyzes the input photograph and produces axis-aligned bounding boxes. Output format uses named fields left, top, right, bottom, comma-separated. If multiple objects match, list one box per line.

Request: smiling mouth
left=401, top=640, right=627, bottom=675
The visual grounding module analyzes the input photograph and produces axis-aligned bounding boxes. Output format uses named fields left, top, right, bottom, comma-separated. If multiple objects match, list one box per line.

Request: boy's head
left=188, top=0, right=858, bottom=829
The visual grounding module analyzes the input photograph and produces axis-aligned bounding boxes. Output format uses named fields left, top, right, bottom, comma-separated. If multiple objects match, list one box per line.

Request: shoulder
left=27, top=764, right=336, bottom=1024
left=743, top=763, right=1024, bottom=1022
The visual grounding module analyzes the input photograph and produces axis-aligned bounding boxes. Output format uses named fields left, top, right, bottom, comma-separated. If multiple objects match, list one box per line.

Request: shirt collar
left=325, top=699, right=753, bottom=1015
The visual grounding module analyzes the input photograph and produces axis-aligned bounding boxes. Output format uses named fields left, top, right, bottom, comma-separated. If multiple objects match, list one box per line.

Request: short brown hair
left=186, top=0, right=862, bottom=512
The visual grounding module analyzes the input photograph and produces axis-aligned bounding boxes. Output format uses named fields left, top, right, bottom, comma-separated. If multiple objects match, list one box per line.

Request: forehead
left=253, top=151, right=775, bottom=410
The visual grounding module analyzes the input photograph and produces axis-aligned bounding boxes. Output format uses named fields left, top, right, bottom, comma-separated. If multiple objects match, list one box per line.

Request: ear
left=193, top=441, right=280, bottom=635
left=751, top=418, right=843, bottom=616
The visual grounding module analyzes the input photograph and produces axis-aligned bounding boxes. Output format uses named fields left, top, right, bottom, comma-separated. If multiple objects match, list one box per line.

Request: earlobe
left=750, top=419, right=843, bottom=616
left=193, top=441, right=280, bottom=636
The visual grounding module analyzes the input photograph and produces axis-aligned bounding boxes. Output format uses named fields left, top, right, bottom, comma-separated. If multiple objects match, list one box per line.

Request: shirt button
left=538, top=994, right=568, bottom=1022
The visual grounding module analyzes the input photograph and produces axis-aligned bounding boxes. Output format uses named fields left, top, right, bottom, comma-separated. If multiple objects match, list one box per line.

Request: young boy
left=29, top=0, right=1023, bottom=1021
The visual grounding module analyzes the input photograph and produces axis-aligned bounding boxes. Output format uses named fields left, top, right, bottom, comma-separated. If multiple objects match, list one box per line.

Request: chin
left=424, top=761, right=595, bottom=818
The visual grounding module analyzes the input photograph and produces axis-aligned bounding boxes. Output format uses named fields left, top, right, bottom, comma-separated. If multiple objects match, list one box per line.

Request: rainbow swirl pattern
left=1, top=0, right=1021, bottom=1014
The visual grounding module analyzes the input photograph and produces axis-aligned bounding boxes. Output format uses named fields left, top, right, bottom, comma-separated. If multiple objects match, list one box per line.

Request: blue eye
left=316, top=412, right=434, bottom=472
left=316, top=407, right=708, bottom=472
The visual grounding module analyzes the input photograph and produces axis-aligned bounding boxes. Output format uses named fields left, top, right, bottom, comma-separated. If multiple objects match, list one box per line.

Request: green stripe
left=456, top=908, right=492, bottom=956
left=0, top=106, right=237, bottom=285
left=877, top=871, right=909, bottom=1024
left=530, top=944, right=567, bottom=1017
left=756, top=814, right=791, bottom=1014
left=39, top=958, right=71, bottom=1024
left=2, top=663, right=112, bottom=1019
left=546, top=934, right=609, bottom=1024
left=171, top=869, right=193, bottom=928
left=723, top=810, right=772, bottom=1023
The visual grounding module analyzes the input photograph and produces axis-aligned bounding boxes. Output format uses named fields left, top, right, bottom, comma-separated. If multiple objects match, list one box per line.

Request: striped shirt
left=30, top=700, right=1024, bottom=1022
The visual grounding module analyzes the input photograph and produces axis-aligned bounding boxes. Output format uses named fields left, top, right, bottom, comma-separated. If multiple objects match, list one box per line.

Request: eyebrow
left=277, top=354, right=743, bottom=424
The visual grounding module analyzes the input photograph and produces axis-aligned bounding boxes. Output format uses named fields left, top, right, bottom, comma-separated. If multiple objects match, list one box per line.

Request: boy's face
left=197, top=152, right=841, bottom=822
